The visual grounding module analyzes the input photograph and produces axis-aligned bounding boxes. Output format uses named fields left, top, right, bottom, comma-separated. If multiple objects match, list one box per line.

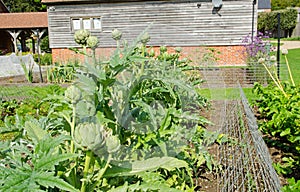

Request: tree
left=2, top=0, right=46, bottom=12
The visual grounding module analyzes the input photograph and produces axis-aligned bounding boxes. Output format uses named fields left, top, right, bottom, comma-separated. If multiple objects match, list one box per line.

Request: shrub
left=258, top=9, right=298, bottom=37
left=40, top=36, right=51, bottom=53
left=33, top=53, right=53, bottom=65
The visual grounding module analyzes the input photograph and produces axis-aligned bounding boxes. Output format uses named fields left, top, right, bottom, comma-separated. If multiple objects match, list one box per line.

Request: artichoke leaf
left=104, top=156, right=188, bottom=177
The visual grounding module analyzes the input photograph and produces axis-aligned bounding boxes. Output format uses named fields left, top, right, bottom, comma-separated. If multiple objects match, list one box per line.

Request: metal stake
left=277, top=13, right=281, bottom=80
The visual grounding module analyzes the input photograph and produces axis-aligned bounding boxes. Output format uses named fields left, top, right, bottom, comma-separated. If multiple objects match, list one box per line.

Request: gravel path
left=272, top=40, right=300, bottom=50
left=281, top=41, right=300, bottom=49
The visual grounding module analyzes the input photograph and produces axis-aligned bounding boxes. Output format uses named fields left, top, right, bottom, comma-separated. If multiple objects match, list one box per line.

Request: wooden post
left=32, top=29, right=46, bottom=83
left=32, top=29, right=46, bottom=54
left=7, top=30, right=22, bottom=53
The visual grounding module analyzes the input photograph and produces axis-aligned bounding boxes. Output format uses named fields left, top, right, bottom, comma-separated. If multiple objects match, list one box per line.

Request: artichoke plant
left=140, top=32, right=150, bottom=45
left=112, top=29, right=122, bottom=41
left=73, top=122, right=106, bottom=152
left=87, top=36, right=99, bottom=49
left=105, top=135, right=120, bottom=154
left=149, top=48, right=155, bottom=57
left=160, top=46, right=167, bottom=53
left=175, top=47, right=182, bottom=53
left=74, top=29, right=90, bottom=46
left=64, top=85, right=82, bottom=104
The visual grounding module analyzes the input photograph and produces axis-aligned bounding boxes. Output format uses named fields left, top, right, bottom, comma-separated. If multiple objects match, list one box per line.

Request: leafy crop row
left=253, top=82, right=300, bottom=191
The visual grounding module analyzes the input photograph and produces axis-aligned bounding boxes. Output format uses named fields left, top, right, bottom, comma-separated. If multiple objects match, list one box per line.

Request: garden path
left=272, top=40, right=300, bottom=50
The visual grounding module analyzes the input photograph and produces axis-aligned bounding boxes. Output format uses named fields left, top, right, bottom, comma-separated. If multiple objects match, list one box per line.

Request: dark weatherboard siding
left=47, top=0, right=256, bottom=48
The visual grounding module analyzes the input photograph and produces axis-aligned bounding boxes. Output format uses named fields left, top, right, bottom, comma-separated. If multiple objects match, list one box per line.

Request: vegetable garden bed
left=1, top=30, right=296, bottom=191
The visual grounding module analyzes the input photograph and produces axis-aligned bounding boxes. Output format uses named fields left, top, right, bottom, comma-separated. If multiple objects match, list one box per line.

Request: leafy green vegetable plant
left=0, top=119, right=78, bottom=192
left=253, top=41, right=300, bottom=191
left=1, top=29, right=214, bottom=191
left=21, top=62, right=34, bottom=83
left=46, top=61, right=79, bottom=83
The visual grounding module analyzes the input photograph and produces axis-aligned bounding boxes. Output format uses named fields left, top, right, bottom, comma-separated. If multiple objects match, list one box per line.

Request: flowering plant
left=242, top=32, right=272, bottom=64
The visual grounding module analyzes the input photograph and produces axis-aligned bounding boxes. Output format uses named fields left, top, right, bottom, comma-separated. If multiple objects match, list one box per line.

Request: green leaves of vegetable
left=105, top=156, right=188, bottom=177
left=0, top=119, right=79, bottom=192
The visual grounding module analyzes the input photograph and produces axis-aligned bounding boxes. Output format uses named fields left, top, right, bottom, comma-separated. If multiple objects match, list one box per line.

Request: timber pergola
left=0, top=12, right=48, bottom=53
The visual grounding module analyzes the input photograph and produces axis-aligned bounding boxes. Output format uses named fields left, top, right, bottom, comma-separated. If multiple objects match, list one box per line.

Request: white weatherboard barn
left=42, top=0, right=258, bottom=65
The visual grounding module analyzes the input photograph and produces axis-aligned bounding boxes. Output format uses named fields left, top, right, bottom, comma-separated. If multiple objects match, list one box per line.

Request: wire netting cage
left=199, top=62, right=283, bottom=191
left=216, top=88, right=281, bottom=192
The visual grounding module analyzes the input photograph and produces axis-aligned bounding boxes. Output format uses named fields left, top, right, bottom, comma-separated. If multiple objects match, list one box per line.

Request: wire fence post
left=251, top=0, right=257, bottom=43
left=277, top=13, right=281, bottom=80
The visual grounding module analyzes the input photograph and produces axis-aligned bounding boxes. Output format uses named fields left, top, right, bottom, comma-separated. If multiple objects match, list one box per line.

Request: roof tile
left=0, top=12, right=48, bottom=29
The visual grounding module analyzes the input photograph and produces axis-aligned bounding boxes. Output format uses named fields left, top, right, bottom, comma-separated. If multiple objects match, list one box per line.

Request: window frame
left=71, top=16, right=102, bottom=31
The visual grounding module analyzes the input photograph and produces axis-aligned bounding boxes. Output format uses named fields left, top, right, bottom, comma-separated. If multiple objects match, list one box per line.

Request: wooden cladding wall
left=47, top=0, right=256, bottom=48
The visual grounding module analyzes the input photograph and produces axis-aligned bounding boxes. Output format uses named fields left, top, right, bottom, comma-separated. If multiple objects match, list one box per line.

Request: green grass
left=198, top=87, right=257, bottom=103
left=0, top=84, right=65, bottom=100
left=197, top=48, right=300, bottom=103
left=279, top=48, right=300, bottom=85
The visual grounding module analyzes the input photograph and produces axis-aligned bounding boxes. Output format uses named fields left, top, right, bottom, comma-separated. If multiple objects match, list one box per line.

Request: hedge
left=258, top=9, right=298, bottom=37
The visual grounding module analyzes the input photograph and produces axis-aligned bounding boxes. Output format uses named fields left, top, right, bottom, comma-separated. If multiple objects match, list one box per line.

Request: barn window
left=72, top=19, right=81, bottom=30
left=71, top=17, right=102, bottom=31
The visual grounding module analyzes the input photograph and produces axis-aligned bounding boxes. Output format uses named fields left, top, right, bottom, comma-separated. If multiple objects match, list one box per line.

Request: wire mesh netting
left=216, top=87, right=281, bottom=192
left=199, top=63, right=283, bottom=191
left=199, top=63, right=289, bottom=88
left=0, top=84, right=42, bottom=101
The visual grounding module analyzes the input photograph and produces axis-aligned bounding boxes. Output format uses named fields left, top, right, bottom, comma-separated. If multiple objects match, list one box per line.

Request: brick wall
left=51, top=45, right=246, bottom=66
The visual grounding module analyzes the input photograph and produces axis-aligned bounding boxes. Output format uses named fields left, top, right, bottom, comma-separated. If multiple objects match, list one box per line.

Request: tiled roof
left=0, top=12, right=48, bottom=29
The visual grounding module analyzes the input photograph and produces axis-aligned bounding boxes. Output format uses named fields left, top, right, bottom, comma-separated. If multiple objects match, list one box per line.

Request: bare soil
left=0, top=73, right=44, bottom=84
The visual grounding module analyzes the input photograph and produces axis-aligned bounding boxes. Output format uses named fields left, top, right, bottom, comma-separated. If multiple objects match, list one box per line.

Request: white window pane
left=93, top=18, right=101, bottom=29
left=83, top=19, right=91, bottom=29
left=72, top=19, right=81, bottom=30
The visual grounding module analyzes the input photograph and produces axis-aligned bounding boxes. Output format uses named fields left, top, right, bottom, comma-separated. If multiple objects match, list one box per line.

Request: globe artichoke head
left=160, top=46, right=167, bottom=53
left=74, top=29, right=90, bottom=46
left=112, top=29, right=122, bottom=41
left=74, top=122, right=106, bottom=152
left=149, top=48, right=155, bottom=57
left=174, top=47, right=182, bottom=53
left=64, top=85, right=82, bottom=104
left=106, top=135, right=120, bottom=154
left=140, top=32, right=150, bottom=45
left=87, top=35, right=99, bottom=49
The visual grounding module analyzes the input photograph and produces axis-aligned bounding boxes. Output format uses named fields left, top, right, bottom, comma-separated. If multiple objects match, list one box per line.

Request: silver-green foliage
left=0, top=119, right=78, bottom=192
left=0, top=29, right=213, bottom=191
left=64, top=29, right=211, bottom=190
